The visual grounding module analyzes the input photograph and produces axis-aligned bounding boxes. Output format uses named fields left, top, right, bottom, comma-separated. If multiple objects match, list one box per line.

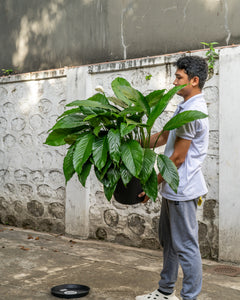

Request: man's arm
left=146, top=130, right=169, bottom=148
left=157, top=137, right=191, bottom=184
left=141, top=136, right=192, bottom=203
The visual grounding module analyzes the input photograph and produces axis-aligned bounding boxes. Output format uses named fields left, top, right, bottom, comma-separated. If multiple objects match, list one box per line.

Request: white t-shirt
left=160, top=93, right=209, bottom=201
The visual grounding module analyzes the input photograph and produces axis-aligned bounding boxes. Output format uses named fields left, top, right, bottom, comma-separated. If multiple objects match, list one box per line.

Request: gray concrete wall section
left=1, top=0, right=240, bottom=73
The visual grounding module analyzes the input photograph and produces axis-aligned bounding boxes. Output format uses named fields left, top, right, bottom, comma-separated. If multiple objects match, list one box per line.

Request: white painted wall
left=219, top=47, right=240, bottom=262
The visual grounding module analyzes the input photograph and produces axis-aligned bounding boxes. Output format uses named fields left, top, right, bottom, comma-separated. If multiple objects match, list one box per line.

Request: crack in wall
left=224, top=0, right=231, bottom=45
left=121, top=7, right=128, bottom=60
left=183, top=0, right=191, bottom=20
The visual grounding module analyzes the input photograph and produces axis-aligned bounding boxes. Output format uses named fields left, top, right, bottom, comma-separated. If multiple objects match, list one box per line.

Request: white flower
left=95, top=85, right=105, bottom=94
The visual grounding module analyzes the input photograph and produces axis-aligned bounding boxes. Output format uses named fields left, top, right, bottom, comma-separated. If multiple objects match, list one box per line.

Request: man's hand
left=138, top=191, right=150, bottom=203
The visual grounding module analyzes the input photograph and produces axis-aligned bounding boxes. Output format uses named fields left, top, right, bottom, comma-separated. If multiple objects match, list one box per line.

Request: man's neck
left=183, top=90, right=202, bottom=102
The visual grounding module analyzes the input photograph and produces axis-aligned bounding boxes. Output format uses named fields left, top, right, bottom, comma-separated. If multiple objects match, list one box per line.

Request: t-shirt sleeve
left=175, top=120, right=197, bottom=140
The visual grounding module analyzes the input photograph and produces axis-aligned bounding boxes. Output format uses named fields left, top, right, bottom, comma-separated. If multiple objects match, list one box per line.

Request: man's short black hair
left=175, top=56, right=208, bottom=90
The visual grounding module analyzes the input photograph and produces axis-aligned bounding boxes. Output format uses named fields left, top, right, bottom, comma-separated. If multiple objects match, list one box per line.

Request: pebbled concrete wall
left=1, top=0, right=240, bottom=73
left=0, top=46, right=239, bottom=262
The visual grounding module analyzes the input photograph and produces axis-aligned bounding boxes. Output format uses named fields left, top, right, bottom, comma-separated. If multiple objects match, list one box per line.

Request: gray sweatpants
left=158, top=198, right=202, bottom=300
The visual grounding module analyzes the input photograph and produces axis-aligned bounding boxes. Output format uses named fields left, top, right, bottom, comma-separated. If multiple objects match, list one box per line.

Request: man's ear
left=191, top=76, right=199, bottom=87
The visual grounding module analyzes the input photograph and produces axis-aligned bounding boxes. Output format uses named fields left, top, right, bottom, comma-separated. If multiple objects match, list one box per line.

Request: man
left=136, top=56, right=209, bottom=300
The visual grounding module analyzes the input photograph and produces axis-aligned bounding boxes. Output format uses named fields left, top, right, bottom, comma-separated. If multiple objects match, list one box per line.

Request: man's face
left=173, top=68, right=193, bottom=100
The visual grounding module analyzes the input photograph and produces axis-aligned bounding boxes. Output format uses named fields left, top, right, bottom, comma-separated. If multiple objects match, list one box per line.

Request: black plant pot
left=113, top=177, right=145, bottom=205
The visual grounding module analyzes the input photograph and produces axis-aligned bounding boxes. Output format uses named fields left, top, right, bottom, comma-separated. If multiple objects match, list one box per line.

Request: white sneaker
left=135, top=289, right=179, bottom=300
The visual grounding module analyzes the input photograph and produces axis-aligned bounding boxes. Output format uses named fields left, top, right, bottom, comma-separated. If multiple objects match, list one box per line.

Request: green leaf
left=66, top=99, right=119, bottom=113
left=107, top=167, right=121, bottom=187
left=92, top=136, right=108, bottom=170
left=147, top=85, right=186, bottom=130
left=108, top=96, right=128, bottom=108
left=63, top=146, right=75, bottom=183
left=93, top=126, right=102, bottom=136
left=120, top=140, right=143, bottom=177
left=94, top=160, right=112, bottom=183
left=51, top=115, right=86, bottom=131
left=163, top=110, right=208, bottom=131
left=119, top=106, right=144, bottom=116
left=64, top=131, right=87, bottom=145
left=107, top=129, right=121, bottom=163
left=78, top=160, right=92, bottom=187
left=73, top=133, right=94, bottom=174
left=104, top=183, right=117, bottom=201
left=142, top=168, right=158, bottom=201
left=111, top=77, right=134, bottom=105
left=58, top=108, right=82, bottom=119
left=45, top=129, right=75, bottom=146
left=145, top=89, right=166, bottom=107
left=120, top=164, right=133, bottom=186
left=111, top=77, right=150, bottom=115
left=120, top=123, right=136, bottom=137
left=88, top=93, right=109, bottom=105
left=139, top=149, right=156, bottom=183
left=80, top=106, right=108, bottom=116
left=157, top=154, right=179, bottom=193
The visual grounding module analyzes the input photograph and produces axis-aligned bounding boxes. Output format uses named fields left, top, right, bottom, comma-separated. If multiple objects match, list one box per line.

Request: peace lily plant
left=45, top=77, right=207, bottom=202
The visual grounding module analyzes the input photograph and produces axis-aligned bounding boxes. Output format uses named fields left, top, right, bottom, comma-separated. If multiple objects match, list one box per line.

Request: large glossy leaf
left=107, top=129, right=121, bottom=163
left=78, top=160, right=92, bottom=187
left=145, top=89, right=166, bottom=107
left=147, top=85, right=186, bottom=130
left=64, top=131, right=88, bottom=145
left=142, top=168, right=158, bottom=201
left=88, top=93, right=109, bottom=105
left=107, top=167, right=121, bottom=188
left=120, top=123, right=136, bottom=137
left=104, top=183, right=117, bottom=201
left=45, top=129, right=76, bottom=146
left=73, top=133, right=94, bottom=174
left=108, top=96, right=128, bottom=108
left=163, top=110, right=208, bottom=131
left=112, top=77, right=150, bottom=115
left=80, top=106, right=109, bottom=116
left=120, top=164, right=133, bottom=186
left=94, top=160, right=112, bottom=183
left=111, top=77, right=134, bottom=105
left=51, top=114, right=87, bottom=131
left=119, top=106, right=144, bottom=116
left=92, top=136, right=108, bottom=170
left=120, top=140, right=143, bottom=177
left=157, top=154, right=179, bottom=193
left=63, top=145, right=76, bottom=183
left=66, top=99, right=119, bottom=113
left=58, top=108, right=82, bottom=119
left=139, top=149, right=156, bottom=183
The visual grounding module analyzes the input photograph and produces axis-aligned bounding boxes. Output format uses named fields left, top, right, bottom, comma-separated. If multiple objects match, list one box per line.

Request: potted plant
left=44, top=77, right=207, bottom=204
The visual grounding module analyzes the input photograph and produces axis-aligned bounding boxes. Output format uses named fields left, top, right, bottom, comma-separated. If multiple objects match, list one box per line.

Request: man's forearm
left=147, top=130, right=169, bottom=148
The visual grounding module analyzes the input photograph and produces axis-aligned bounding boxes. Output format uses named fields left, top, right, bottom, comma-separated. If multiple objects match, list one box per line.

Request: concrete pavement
left=0, top=225, right=239, bottom=300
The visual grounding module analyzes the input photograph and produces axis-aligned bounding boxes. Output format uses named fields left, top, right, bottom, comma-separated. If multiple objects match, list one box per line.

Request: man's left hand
left=138, top=191, right=150, bottom=203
